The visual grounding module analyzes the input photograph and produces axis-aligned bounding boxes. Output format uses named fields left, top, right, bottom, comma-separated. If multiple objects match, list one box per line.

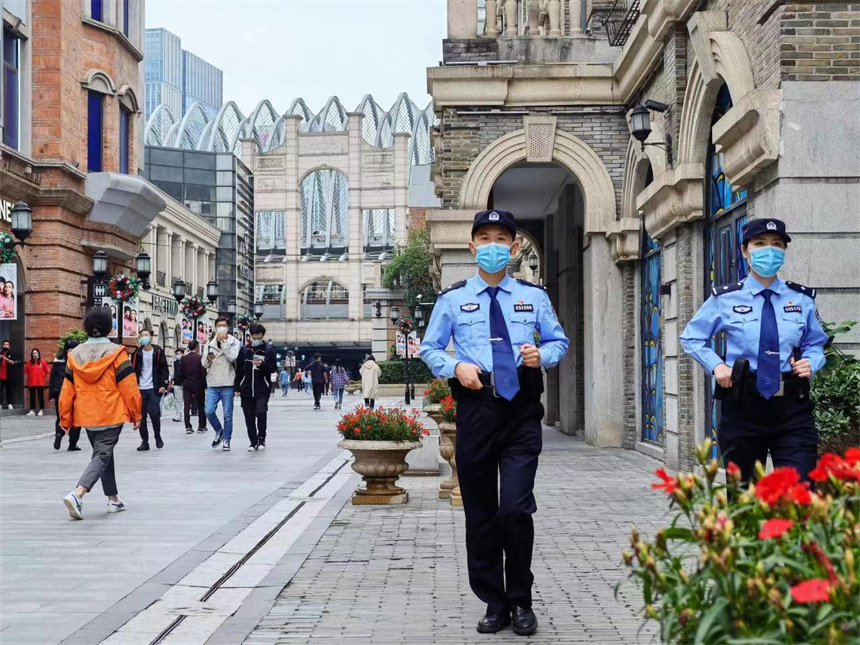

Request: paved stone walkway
left=246, top=430, right=667, bottom=644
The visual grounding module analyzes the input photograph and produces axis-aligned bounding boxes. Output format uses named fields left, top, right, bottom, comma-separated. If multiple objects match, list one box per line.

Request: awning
left=85, top=173, right=166, bottom=237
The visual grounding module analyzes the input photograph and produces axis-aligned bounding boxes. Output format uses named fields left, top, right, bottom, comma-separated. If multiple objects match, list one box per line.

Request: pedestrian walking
left=23, top=348, right=50, bottom=416
left=308, top=354, right=328, bottom=410
left=323, top=363, right=331, bottom=396
left=280, top=369, right=290, bottom=397
left=171, top=348, right=185, bottom=423
left=236, top=323, right=276, bottom=451
left=203, top=316, right=240, bottom=451
left=0, top=339, right=18, bottom=409
left=680, top=218, right=828, bottom=484
left=49, top=338, right=81, bottom=451
left=359, top=355, right=381, bottom=409
left=302, top=368, right=312, bottom=395
left=131, top=329, right=169, bottom=451
left=420, top=209, right=569, bottom=636
left=59, top=306, right=142, bottom=520
left=180, top=340, right=207, bottom=433
left=329, top=359, right=349, bottom=410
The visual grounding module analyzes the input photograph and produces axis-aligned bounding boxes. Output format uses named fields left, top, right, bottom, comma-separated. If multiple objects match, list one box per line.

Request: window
left=256, top=284, right=283, bottom=305
left=256, top=211, right=286, bottom=253
left=87, top=92, right=104, bottom=172
left=300, top=170, right=349, bottom=251
left=2, top=27, right=19, bottom=150
left=301, top=280, right=349, bottom=319
left=363, top=209, right=395, bottom=251
left=91, top=0, right=103, bottom=22
left=119, top=107, right=131, bottom=174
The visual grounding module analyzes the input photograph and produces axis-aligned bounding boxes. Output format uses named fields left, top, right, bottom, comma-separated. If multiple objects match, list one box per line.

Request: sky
left=145, top=0, right=446, bottom=115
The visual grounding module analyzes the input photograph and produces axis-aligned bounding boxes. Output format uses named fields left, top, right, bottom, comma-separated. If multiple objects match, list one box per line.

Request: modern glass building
left=143, top=146, right=254, bottom=318
left=144, top=28, right=223, bottom=122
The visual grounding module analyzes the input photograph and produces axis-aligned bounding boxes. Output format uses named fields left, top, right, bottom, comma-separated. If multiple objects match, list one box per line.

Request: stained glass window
left=641, top=231, right=663, bottom=444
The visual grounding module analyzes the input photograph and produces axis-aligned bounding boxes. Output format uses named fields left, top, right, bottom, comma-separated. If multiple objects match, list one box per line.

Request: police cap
left=742, top=218, right=791, bottom=245
left=471, top=209, right=517, bottom=239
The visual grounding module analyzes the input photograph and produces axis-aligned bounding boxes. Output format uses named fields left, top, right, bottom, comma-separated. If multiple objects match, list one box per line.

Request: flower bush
left=438, top=395, right=457, bottom=424
left=813, top=321, right=859, bottom=455
left=423, top=378, right=451, bottom=404
left=621, top=441, right=860, bottom=644
left=337, top=406, right=430, bottom=442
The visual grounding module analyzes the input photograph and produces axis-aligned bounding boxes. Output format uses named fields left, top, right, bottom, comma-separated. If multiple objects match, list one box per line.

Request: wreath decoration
left=0, top=232, right=16, bottom=263
left=109, top=273, right=140, bottom=303
left=181, top=295, right=206, bottom=319
left=398, top=318, right=414, bottom=334
left=237, top=315, right=253, bottom=332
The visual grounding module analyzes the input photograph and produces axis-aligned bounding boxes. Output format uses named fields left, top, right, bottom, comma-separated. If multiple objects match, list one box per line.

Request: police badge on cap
left=471, top=209, right=517, bottom=238
left=742, top=218, right=792, bottom=245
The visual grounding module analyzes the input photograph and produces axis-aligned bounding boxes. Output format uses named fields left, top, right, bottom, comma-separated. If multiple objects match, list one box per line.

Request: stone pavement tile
left=244, top=429, right=665, bottom=645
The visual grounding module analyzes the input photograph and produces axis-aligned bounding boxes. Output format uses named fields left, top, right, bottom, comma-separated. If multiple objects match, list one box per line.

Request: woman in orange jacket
left=23, top=348, right=50, bottom=416
left=60, top=307, right=142, bottom=520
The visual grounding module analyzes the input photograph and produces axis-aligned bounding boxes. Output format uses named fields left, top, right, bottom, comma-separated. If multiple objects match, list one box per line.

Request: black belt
left=449, top=366, right=544, bottom=401
left=716, top=359, right=809, bottom=404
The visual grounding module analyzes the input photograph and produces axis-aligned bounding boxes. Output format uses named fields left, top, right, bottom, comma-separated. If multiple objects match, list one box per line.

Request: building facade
left=428, top=0, right=860, bottom=471
left=143, top=27, right=223, bottom=122
left=0, top=0, right=163, bottom=407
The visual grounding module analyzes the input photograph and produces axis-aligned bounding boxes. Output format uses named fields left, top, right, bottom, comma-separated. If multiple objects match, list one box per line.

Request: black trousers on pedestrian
left=312, top=383, right=324, bottom=407
left=242, top=395, right=269, bottom=446
left=54, top=399, right=80, bottom=448
left=184, top=385, right=206, bottom=430
left=138, top=388, right=162, bottom=445
left=28, top=386, right=45, bottom=410
left=0, top=378, right=13, bottom=406
left=454, top=386, right=544, bottom=614
left=718, top=394, right=817, bottom=484
left=364, top=398, right=375, bottom=409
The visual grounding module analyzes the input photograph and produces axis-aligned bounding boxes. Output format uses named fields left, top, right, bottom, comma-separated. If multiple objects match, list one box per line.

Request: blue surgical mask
left=251, top=339, right=263, bottom=347
left=748, top=247, right=785, bottom=278
left=475, top=243, right=511, bottom=274
left=140, top=337, right=151, bottom=347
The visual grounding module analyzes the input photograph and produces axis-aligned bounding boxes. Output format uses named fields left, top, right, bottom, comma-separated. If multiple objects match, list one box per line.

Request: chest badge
left=732, top=305, right=753, bottom=314
left=513, top=302, right=534, bottom=313
left=460, top=303, right=480, bottom=313
left=784, top=305, right=802, bottom=313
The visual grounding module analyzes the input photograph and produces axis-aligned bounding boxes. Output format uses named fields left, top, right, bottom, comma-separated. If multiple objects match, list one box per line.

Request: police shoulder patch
left=515, top=279, right=546, bottom=291
left=712, top=282, right=743, bottom=297
left=438, top=280, right=467, bottom=296
left=786, top=281, right=816, bottom=299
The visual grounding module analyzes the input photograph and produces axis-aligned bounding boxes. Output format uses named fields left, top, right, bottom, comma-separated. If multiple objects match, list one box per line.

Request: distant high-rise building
left=144, top=28, right=223, bottom=121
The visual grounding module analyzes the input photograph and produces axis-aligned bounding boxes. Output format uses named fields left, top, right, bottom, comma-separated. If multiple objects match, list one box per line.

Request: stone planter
left=437, top=421, right=459, bottom=500
left=424, top=403, right=443, bottom=423
left=338, top=439, right=423, bottom=505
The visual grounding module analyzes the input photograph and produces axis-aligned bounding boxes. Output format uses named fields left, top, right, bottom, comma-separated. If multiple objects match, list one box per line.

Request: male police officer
left=420, top=209, right=569, bottom=636
left=680, top=218, right=828, bottom=483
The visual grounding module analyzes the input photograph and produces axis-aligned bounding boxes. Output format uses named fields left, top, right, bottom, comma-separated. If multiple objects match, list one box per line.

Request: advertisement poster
left=0, top=263, right=17, bottom=320
left=407, top=331, right=420, bottom=359
left=396, top=332, right=406, bottom=358
left=100, top=297, right=139, bottom=339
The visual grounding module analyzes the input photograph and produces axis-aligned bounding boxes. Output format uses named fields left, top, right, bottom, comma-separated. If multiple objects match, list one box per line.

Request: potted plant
left=620, top=441, right=860, bottom=644
left=337, top=406, right=428, bottom=505
left=436, top=394, right=461, bottom=504
left=423, top=378, right=451, bottom=420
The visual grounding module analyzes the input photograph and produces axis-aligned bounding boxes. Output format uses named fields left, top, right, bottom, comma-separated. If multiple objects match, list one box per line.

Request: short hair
left=83, top=306, right=113, bottom=338
left=314, top=353, right=321, bottom=359
left=139, top=328, right=152, bottom=336
left=175, top=347, right=184, bottom=354
left=188, top=340, right=199, bottom=351
left=1, top=339, right=9, bottom=345
left=214, top=316, right=230, bottom=326
left=249, top=323, right=266, bottom=336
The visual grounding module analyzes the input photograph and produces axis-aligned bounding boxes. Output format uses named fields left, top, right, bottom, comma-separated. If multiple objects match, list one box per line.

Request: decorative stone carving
left=524, top=114, right=557, bottom=163
left=485, top=0, right=499, bottom=36
left=80, top=69, right=116, bottom=96
left=606, top=218, right=642, bottom=264
left=636, top=163, right=705, bottom=240
left=437, top=421, right=458, bottom=499
left=712, top=89, right=781, bottom=188
left=257, top=157, right=285, bottom=170
left=569, top=0, right=583, bottom=35
left=338, top=440, right=423, bottom=505
left=504, top=0, right=518, bottom=35
left=547, top=0, right=562, bottom=35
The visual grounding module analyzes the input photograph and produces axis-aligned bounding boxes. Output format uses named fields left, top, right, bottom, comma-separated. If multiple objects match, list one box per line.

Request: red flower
left=787, top=483, right=812, bottom=505
left=846, top=447, right=860, bottom=467
left=790, top=579, right=832, bottom=603
left=809, top=452, right=860, bottom=482
left=652, top=468, right=679, bottom=495
left=354, top=429, right=360, bottom=435
left=758, top=518, right=794, bottom=539
left=754, top=467, right=800, bottom=505
left=726, top=462, right=741, bottom=479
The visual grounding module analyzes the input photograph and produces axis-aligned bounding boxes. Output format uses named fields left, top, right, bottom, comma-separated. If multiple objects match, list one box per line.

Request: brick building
left=427, top=1, right=860, bottom=470
left=0, top=0, right=163, bottom=408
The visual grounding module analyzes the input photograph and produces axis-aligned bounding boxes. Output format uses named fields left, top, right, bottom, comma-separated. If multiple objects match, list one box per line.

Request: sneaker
left=63, top=492, right=83, bottom=520
left=53, top=434, right=62, bottom=450
left=107, top=498, right=126, bottom=513
left=258, top=443, right=266, bottom=451
left=137, top=443, right=150, bottom=451
left=248, top=445, right=258, bottom=452
left=155, top=437, right=164, bottom=450
left=197, top=427, right=207, bottom=433
left=186, top=428, right=194, bottom=434
left=172, top=417, right=182, bottom=422
left=211, top=431, right=223, bottom=448
left=6, top=404, right=12, bottom=410
left=222, top=440, right=231, bottom=452
left=26, top=410, right=35, bottom=416
left=37, top=410, right=43, bottom=417
left=68, top=446, right=81, bottom=452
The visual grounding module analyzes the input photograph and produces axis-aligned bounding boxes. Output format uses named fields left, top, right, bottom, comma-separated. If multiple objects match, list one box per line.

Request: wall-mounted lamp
left=629, top=102, right=673, bottom=166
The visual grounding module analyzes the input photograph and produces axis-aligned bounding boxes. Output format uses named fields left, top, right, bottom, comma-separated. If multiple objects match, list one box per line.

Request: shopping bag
left=160, top=390, right=178, bottom=417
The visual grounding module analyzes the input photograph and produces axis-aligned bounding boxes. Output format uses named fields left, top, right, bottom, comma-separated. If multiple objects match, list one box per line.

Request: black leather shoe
left=476, top=610, right=511, bottom=634
left=137, top=443, right=150, bottom=451
left=68, top=446, right=81, bottom=452
left=53, top=434, right=62, bottom=450
left=155, top=437, right=164, bottom=450
left=511, top=606, right=538, bottom=636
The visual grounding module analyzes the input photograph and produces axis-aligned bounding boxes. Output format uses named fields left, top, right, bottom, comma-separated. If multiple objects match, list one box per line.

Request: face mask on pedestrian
left=216, top=326, right=228, bottom=335
left=251, top=339, right=264, bottom=347
left=748, top=246, right=785, bottom=278
left=474, top=242, right=512, bottom=273
left=31, top=352, right=39, bottom=360
left=140, top=337, right=151, bottom=347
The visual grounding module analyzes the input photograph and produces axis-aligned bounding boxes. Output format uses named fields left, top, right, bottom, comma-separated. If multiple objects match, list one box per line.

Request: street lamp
left=206, top=279, right=218, bottom=305
left=629, top=101, right=672, bottom=164
left=254, top=300, right=264, bottom=321
left=389, top=305, right=399, bottom=325
left=227, top=299, right=236, bottom=326
left=92, top=250, right=109, bottom=281
left=136, top=252, right=152, bottom=291
left=389, top=305, right=413, bottom=404
left=528, top=252, right=539, bottom=273
left=10, top=201, right=32, bottom=245
left=374, top=301, right=382, bottom=318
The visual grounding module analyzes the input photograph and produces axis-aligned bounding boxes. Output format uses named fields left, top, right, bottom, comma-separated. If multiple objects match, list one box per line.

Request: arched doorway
left=488, top=162, right=585, bottom=435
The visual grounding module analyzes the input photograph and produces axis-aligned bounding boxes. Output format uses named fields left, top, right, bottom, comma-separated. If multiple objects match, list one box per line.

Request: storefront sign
left=150, top=294, right=179, bottom=317
left=0, top=199, right=14, bottom=224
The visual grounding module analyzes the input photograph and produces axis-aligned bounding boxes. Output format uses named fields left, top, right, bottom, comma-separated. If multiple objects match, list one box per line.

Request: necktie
left=487, top=287, right=520, bottom=401
left=756, top=289, right=780, bottom=399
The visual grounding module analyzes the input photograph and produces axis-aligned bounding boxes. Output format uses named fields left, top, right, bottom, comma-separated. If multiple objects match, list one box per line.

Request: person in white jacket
left=359, top=355, right=381, bottom=409
left=202, top=316, right=241, bottom=451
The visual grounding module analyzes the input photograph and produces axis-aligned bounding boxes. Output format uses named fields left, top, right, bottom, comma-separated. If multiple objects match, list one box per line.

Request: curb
left=0, top=432, right=55, bottom=446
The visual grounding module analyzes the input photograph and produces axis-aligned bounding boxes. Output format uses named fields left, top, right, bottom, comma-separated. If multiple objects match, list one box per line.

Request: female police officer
left=420, top=209, right=569, bottom=636
left=680, top=218, right=828, bottom=483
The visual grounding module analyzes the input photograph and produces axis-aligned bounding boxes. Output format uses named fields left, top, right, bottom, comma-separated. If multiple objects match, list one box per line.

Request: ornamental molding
left=606, top=218, right=642, bottom=264
left=523, top=114, right=557, bottom=163
left=80, top=69, right=116, bottom=96
left=636, top=163, right=704, bottom=240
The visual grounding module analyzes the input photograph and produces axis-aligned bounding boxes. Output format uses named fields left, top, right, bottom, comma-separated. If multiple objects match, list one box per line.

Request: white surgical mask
left=216, top=326, right=228, bottom=335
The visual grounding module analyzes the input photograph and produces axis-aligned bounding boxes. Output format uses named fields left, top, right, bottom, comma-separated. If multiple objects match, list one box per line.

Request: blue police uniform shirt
left=420, top=272, right=570, bottom=379
left=680, top=275, right=828, bottom=376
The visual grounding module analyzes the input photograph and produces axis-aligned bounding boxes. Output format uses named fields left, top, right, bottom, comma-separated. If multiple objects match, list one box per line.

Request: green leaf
left=662, top=527, right=694, bottom=541
left=694, top=597, right=729, bottom=645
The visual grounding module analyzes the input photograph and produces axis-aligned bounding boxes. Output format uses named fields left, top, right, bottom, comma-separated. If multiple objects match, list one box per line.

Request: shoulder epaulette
left=438, top=280, right=467, bottom=296
left=711, top=282, right=743, bottom=297
left=786, top=281, right=816, bottom=299
left=516, top=278, right=547, bottom=291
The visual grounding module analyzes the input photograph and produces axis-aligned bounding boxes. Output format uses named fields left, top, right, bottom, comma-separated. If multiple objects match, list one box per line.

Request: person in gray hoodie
left=202, top=316, right=241, bottom=451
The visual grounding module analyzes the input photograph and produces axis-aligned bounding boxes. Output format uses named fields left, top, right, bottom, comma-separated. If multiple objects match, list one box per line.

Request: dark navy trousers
left=718, top=395, right=817, bottom=483
left=455, top=388, right=543, bottom=614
